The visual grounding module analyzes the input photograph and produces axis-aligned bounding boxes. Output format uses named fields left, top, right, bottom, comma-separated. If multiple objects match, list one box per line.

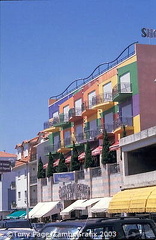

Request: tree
left=101, top=129, right=112, bottom=165
left=37, top=157, right=45, bottom=179
left=57, top=152, right=68, bottom=173
left=84, top=141, right=94, bottom=169
left=70, top=142, right=80, bottom=171
left=47, top=152, right=56, bottom=178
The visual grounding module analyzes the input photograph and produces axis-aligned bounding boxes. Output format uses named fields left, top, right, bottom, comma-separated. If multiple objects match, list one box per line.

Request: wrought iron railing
left=112, top=82, right=132, bottom=99
left=68, top=108, right=82, bottom=118
left=75, top=133, right=84, bottom=142
left=50, top=42, right=137, bottom=100
left=114, top=116, right=133, bottom=129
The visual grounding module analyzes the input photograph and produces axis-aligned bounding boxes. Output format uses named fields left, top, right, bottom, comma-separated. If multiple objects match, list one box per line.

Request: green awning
left=6, top=210, right=27, bottom=219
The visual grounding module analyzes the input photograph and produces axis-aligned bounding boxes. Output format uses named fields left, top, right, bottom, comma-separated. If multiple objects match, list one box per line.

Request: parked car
left=38, top=217, right=156, bottom=239
left=31, top=223, right=45, bottom=232
left=0, top=219, right=36, bottom=240
left=0, top=219, right=32, bottom=230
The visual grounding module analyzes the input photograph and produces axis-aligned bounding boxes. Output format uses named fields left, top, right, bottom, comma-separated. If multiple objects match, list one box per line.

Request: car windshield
left=41, top=226, right=82, bottom=240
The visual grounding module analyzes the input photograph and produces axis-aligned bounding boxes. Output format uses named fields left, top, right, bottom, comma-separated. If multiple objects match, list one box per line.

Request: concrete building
left=29, top=43, right=155, bottom=219
left=0, top=151, right=16, bottom=219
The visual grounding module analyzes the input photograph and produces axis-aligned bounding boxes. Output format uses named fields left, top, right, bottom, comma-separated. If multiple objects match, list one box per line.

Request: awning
left=92, top=146, right=102, bottom=156
left=108, top=186, right=156, bottom=213
left=74, top=198, right=101, bottom=210
left=109, top=141, right=119, bottom=151
left=29, top=201, right=60, bottom=218
left=65, top=156, right=71, bottom=163
left=60, top=199, right=86, bottom=215
left=6, top=210, right=27, bottom=219
left=91, top=197, right=112, bottom=213
left=78, top=152, right=85, bottom=160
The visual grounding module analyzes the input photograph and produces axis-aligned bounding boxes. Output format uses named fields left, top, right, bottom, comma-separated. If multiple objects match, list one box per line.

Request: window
left=123, top=223, right=155, bottom=239
left=103, top=82, right=112, bottom=102
left=88, top=91, right=96, bottom=108
left=75, top=99, right=82, bottom=115
left=120, top=72, right=131, bottom=93
left=53, top=111, right=59, bottom=119
left=63, top=105, right=69, bottom=121
left=104, top=112, right=114, bottom=132
left=18, top=192, right=21, bottom=200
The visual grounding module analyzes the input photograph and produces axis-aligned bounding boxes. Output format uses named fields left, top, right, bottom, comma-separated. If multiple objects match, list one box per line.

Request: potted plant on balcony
left=70, top=142, right=80, bottom=171
left=84, top=141, right=94, bottom=169
left=47, top=152, right=56, bottom=178
left=37, top=157, right=46, bottom=178
left=57, top=152, right=68, bottom=172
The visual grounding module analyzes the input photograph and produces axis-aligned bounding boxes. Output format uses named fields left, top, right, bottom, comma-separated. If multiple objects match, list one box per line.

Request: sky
left=0, top=0, right=156, bottom=154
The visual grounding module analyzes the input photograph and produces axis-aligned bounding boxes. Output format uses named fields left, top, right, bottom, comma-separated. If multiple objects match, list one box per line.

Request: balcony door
left=104, top=112, right=114, bottom=132
left=63, top=105, right=69, bottom=122
left=75, top=98, right=82, bottom=115
left=120, top=72, right=131, bottom=93
left=53, top=135, right=60, bottom=151
left=75, top=125, right=83, bottom=142
left=64, top=130, right=71, bottom=146
left=88, top=91, right=96, bottom=108
left=121, top=104, right=132, bottom=126
left=103, top=82, right=112, bottom=102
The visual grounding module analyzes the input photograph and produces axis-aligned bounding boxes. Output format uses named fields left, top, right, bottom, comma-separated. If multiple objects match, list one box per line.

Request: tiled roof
left=0, top=151, right=16, bottom=158
left=14, top=156, right=29, bottom=168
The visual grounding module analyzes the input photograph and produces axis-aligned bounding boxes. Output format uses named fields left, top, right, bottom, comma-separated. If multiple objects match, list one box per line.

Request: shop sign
left=0, top=160, right=11, bottom=172
left=141, top=28, right=156, bottom=38
left=59, top=182, right=90, bottom=200
left=53, top=172, right=75, bottom=183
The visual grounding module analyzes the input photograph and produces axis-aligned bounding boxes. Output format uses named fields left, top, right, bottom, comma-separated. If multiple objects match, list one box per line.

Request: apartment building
left=0, top=151, right=16, bottom=219
left=30, top=43, right=155, bottom=219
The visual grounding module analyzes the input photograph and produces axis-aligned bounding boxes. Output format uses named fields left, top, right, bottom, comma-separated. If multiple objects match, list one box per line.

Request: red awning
left=109, top=141, right=119, bottom=151
left=78, top=152, right=85, bottom=160
left=92, top=146, right=102, bottom=156
left=43, top=163, right=48, bottom=169
left=65, top=156, right=71, bottom=163
left=53, top=159, right=59, bottom=166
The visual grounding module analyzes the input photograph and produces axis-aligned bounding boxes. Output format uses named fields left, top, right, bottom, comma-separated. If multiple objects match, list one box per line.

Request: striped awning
left=108, top=186, right=156, bottom=213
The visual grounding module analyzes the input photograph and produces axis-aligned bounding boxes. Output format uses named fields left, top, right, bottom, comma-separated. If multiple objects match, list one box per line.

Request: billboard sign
left=53, top=172, right=75, bottom=183
left=0, top=161, right=11, bottom=172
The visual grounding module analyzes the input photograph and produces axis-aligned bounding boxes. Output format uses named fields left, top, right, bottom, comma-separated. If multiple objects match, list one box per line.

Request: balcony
left=57, top=141, right=71, bottom=154
left=113, top=116, right=134, bottom=134
left=85, top=129, right=99, bottom=141
left=81, top=101, right=97, bottom=117
left=112, top=82, right=132, bottom=102
left=10, top=181, right=16, bottom=190
left=68, top=108, right=83, bottom=122
left=75, top=133, right=84, bottom=143
left=44, top=142, right=61, bottom=154
left=30, top=176, right=37, bottom=185
left=92, top=93, right=114, bottom=111
left=53, top=113, right=71, bottom=128
left=97, top=124, right=114, bottom=139
left=43, top=120, right=60, bottom=133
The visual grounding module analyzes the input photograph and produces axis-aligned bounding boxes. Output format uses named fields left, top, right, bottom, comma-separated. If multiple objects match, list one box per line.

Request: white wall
left=15, top=166, right=27, bottom=209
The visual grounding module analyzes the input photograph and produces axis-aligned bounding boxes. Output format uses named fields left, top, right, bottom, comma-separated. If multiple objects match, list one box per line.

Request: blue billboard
left=53, top=172, right=75, bottom=183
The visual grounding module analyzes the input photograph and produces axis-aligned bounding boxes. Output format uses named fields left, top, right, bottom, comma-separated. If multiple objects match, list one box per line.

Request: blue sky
left=0, top=0, right=156, bottom=154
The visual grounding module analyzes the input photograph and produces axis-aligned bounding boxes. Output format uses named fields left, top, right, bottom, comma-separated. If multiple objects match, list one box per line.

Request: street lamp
left=16, top=160, right=29, bottom=220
